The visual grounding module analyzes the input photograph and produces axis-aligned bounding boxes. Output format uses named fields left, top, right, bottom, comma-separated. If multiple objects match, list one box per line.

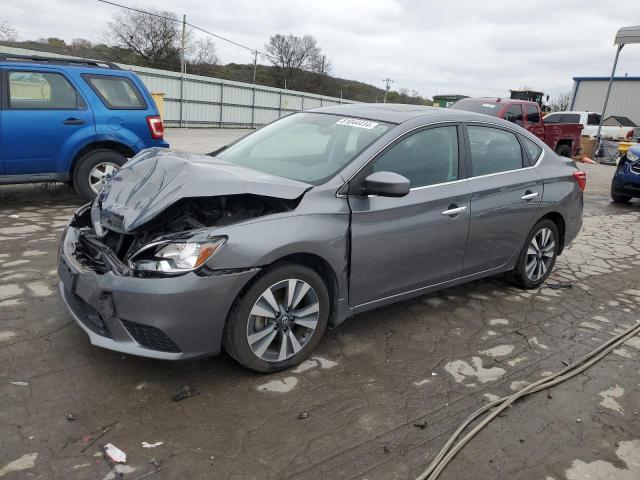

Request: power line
left=96, top=0, right=275, bottom=61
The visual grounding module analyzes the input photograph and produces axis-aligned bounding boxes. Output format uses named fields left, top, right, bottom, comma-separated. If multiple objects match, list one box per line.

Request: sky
left=4, top=0, right=640, bottom=101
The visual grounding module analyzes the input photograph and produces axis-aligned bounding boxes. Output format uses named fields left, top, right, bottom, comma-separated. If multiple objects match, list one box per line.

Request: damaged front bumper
left=57, top=211, right=259, bottom=360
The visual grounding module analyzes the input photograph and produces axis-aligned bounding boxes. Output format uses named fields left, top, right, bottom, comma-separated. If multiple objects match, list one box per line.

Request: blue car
left=611, top=144, right=640, bottom=203
left=0, top=54, right=168, bottom=200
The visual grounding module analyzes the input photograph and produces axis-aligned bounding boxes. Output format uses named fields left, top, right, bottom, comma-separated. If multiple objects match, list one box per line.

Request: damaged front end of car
left=63, top=149, right=311, bottom=278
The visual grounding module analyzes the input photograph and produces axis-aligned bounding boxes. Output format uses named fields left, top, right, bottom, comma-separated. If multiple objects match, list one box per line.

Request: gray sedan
left=58, top=104, right=584, bottom=372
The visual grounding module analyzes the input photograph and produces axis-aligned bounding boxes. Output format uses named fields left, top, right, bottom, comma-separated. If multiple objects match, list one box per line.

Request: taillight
left=146, top=115, right=164, bottom=139
left=626, top=129, right=634, bottom=140
left=572, top=170, right=586, bottom=191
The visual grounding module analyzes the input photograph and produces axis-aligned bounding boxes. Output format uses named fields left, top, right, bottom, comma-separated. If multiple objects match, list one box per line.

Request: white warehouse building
left=569, top=76, right=640, bottom=125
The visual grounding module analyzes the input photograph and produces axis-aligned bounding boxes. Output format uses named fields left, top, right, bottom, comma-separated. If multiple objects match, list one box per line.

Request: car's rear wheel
left=223, top=263, right=330, bottom=372
left=513, top=219, right=559, bottom=289
left=73, top=149, right=128, bottom=201
left=556, top=144, right=571, bottom=158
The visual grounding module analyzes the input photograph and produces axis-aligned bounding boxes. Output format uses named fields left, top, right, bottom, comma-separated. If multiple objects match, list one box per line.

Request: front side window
left=468, top=126, right=524, bottom=176
left=372, top=126, right=459, bottom=188
left=503, top=104, right=524, bottom=126
left=525, top=105, right=540, bottom=124
left=84, top=75, right=145, bottom=109
left=216, top=113, right=392, bottom=184
left=8, top=71, right=78, bottom=109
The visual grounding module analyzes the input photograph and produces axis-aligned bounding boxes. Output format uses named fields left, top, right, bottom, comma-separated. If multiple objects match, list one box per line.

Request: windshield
left=449, top=99, right=502, bottom=116
left=216, top=112, right=393, bottom=184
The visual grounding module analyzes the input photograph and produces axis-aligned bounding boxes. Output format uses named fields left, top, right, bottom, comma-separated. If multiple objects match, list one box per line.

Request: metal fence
left=0, top=46, right=354, bottom=128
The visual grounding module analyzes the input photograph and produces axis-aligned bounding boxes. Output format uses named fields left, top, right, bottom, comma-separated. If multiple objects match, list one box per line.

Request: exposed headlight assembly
left=626, top=149, right=639, bottom=163
left=129, top=237, right=226, bottom=274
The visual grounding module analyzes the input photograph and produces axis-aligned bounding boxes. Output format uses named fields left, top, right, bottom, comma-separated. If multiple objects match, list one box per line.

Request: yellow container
left=150, top=92, right=165, bottom=120
left=617, top=141, right=638, bottom=154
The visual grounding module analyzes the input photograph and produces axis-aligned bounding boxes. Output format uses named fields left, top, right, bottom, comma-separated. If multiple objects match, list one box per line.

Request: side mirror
left=364, top=171, right=410, bottom=197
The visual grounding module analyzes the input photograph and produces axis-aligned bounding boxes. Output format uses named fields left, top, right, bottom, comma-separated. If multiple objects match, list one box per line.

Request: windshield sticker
left=336, top=118, right=379, bottom=129
left=481, top=103, right=497, bottom=109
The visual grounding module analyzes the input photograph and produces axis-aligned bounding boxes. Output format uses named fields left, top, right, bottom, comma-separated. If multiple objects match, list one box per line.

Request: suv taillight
left=572, top=170, right=586, bottom=191
left=146, top=115, right=164, bottom=139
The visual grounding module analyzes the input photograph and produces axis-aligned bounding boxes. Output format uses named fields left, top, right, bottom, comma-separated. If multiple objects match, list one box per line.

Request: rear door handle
left=441, top=205, right=467, bottom=216
left=521, top=191, right=539, bottom=201
left=63, top=118, right=85, bottom=125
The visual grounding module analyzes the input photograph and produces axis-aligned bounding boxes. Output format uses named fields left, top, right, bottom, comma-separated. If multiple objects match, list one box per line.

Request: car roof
left=307, top=102, right=521, bottom=126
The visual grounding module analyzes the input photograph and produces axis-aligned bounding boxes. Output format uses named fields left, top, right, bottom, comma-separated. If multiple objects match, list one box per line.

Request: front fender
left=206, top=212, right=350, bottom=306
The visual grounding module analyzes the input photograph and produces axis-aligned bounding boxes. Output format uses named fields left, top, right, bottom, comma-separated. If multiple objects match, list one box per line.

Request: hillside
left=0, top=39, right=431, bottom=105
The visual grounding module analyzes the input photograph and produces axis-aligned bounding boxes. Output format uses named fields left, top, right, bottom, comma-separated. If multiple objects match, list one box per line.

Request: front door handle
left=63, top=118, right=85, bottom=125
left=521, top=191, right=539, bottom=201
left=441, top=205, right=467, bottom=216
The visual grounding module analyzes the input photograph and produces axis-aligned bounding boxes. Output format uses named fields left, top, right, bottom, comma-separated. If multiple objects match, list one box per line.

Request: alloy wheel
left=525, top=227, right=556, bottom=282
left=88, top=162, right=120, bottom=194
left=246, top=279, right=320, bottom=362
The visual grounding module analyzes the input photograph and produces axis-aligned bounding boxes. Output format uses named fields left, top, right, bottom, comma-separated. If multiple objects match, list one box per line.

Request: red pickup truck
left=451, top=98, right=583, bottom=157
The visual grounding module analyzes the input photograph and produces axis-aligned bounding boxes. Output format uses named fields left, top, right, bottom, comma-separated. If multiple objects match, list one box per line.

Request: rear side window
left=522, top=136, right=543, bottom=164
left=544, top=113, right=580, bottom=124
left=587, top=113, right=601, bottom=125
left=8, top=71, right=79, bottom=109
left=525, top=105, right=540, bottom=124
left=83, top=74, right=146, bottom=109
left=468, top=126, right=524, bottom=176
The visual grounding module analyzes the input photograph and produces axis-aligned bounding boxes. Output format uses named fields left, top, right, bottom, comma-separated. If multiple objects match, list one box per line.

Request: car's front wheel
left=513, top=219, right=559, bottom=289
left=73, top=149, right=128, bottom=201
left=224, top=263, right=330, bottom=372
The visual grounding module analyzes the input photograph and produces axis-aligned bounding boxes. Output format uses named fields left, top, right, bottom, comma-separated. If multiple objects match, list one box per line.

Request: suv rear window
left=83, top=74, right=146, bottom=109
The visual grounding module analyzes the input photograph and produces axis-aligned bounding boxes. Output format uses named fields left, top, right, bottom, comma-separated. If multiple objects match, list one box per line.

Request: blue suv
left=0, top=54, right=169, bottom=200
left=611, top=144, right=640, bottom=203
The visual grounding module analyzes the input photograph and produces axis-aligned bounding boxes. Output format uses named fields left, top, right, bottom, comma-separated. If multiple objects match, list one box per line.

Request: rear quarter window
left=82, top=74, right=146, bottom=109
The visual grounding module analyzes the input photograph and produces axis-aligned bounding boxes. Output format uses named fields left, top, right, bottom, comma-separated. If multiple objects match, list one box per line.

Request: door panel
left=349, top=183, right=471, bottom=306
left=1, top=68, right=94, bottom=175
left=463, top=125, right=542, bottom=274
left=348, top=124, right=470, bottom=307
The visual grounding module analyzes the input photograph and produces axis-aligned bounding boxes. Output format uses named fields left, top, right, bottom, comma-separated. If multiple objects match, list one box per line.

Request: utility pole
left=252, top=50, right=258, bottom=84
left=382, top=77, right=394, bottom=103
left=179, top=14, right=186, bottom=128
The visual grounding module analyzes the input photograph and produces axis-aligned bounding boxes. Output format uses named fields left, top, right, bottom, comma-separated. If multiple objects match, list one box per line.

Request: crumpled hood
left=97, top=148, right=311, bottom=233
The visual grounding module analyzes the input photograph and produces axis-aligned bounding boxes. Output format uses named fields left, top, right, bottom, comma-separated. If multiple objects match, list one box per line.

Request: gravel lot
left=1, top=129, right=639, bottom=480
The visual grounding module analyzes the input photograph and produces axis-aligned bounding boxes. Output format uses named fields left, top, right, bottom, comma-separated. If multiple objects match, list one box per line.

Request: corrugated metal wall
left=1, top=46, right=353, bottom=128
left=570, top=78, right=640, bottom=125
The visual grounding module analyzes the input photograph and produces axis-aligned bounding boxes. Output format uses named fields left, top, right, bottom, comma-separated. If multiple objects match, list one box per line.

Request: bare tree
left=104, top=8, right=182, bottom=66
left=0, top=21, right=19, bottom=41
left=310, top=54, right=331, bottom=76
left=188, top=37, right=218, bottom=66
left=548, top=92, right=570, bottom=112
left=264, top=34, right=324, bottom=87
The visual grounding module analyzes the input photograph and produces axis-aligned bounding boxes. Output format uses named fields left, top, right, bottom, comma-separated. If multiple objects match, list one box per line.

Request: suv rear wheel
left=73, top=149, right=128, bottom=201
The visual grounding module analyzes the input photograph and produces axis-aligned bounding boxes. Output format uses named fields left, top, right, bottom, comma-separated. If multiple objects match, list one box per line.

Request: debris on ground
left=67, top=413, right=76, bottom=421
left=104, top=443, right=127, bottom=463
left=9, top=381, right=29, bottom=387
left=413, top=421, right=428, bottom=429
left=297, top=411, right=310, bottom=419
left=547, top=282, right=573, bottom=290
left=8, top=214, right=20, bottom=219
left=171, top=386, right=201, bottom=402
left=80, top=421, right=119, bottom=453
left=142, top=441, right=163, bottom=449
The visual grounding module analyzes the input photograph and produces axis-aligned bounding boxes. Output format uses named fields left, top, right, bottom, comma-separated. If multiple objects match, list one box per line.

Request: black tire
left=223, top=263, right=330, bottom=373
left=513, top=219, right=559, bottom=289
left=611, top=191, right=631, bottom=203
left=555, top=144, right=571, bottom=158
left=73, top=149, right=127, bottom=201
